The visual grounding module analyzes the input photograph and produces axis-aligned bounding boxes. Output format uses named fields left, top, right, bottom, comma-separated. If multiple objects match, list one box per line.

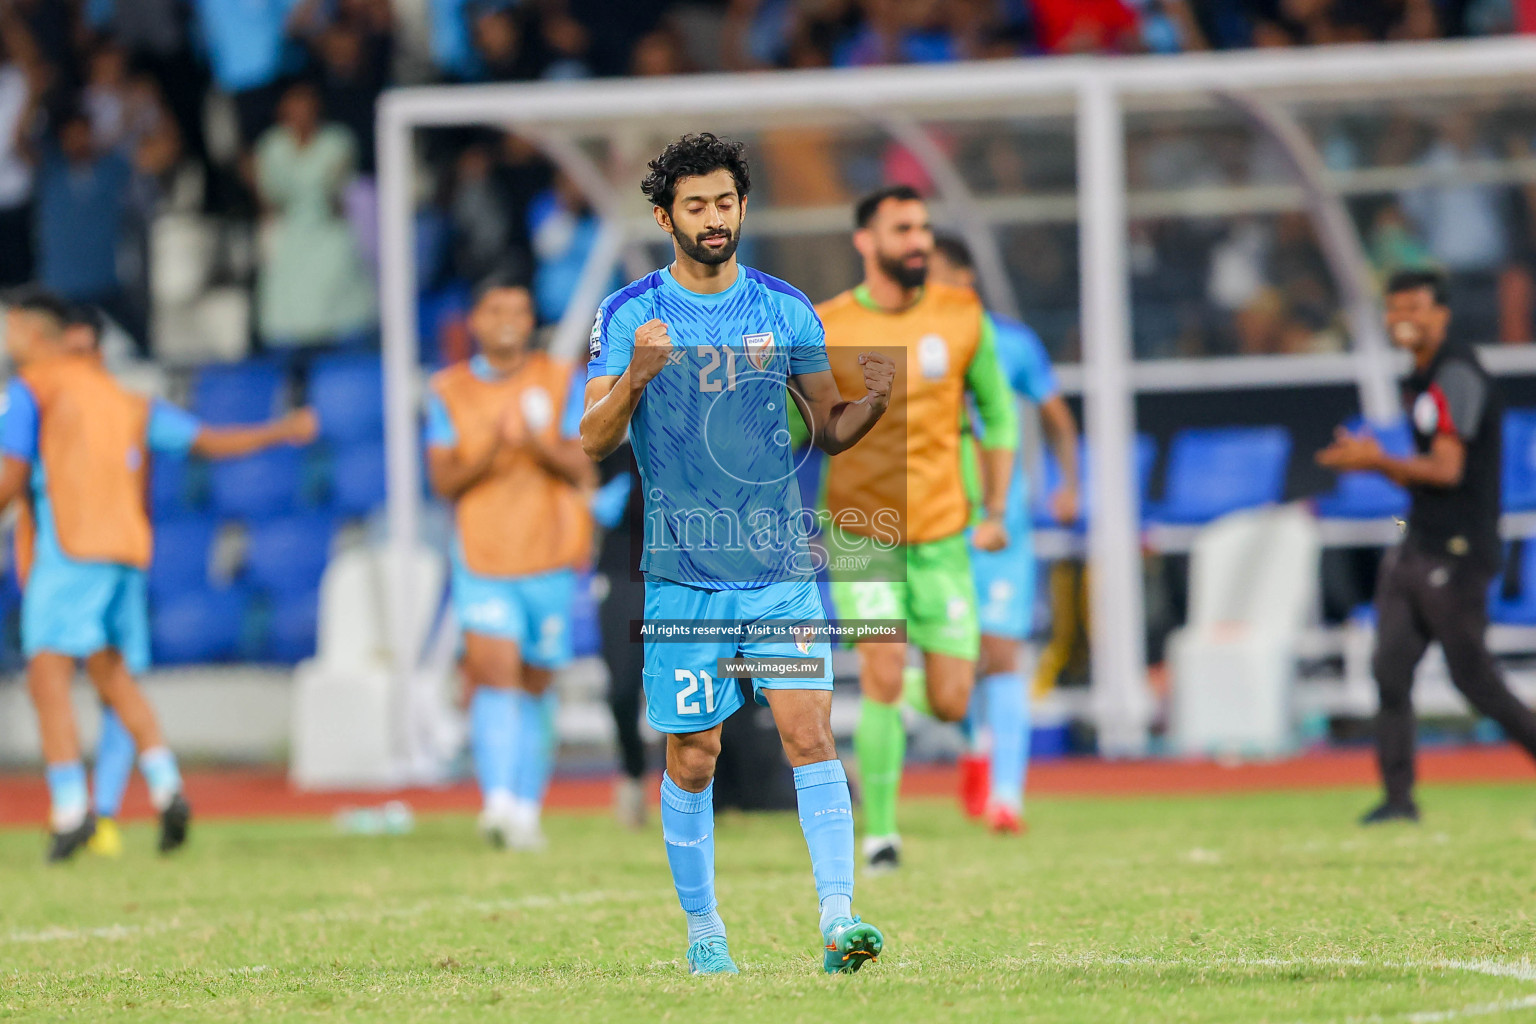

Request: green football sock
left=855, top=698, right=906, bottom=839
left=902, top=665, right=932, bottom=717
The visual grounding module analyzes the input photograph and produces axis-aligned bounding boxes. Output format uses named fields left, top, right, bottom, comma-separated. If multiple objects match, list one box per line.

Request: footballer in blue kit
left=930, top=237, right=1082, bottom=836
left=581, top=134, right=895, bottom=976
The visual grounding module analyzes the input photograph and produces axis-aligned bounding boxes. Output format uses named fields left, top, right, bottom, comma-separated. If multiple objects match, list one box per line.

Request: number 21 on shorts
left=675, top=668, right=716, bottom=716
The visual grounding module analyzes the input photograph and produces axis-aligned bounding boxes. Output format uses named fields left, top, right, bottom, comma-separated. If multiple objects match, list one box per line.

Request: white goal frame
left=376, top=37, right=1536, bottom=770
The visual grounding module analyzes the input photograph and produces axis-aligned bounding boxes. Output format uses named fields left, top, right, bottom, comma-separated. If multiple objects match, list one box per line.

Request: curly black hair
left=640, top=133, right=751, bottom=213
left=1386, top=268, right=1448, bottom=307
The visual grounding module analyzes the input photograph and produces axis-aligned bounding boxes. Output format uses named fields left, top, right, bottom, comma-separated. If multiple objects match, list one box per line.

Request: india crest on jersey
left=743, top=332, right=776, bottom=371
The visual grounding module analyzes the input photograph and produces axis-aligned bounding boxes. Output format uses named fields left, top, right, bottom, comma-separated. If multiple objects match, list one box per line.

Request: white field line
left=993, top=955, right=1536, bottom=1024
left=4, top=886, right=672, bottom=946
left=986, top=954, right=1536, bottom=980
left=1402, top=995, right=1536, bottom=1023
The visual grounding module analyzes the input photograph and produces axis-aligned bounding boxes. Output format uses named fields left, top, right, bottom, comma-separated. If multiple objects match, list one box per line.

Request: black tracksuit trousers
left=1372, top=543, right=1536, bottom=804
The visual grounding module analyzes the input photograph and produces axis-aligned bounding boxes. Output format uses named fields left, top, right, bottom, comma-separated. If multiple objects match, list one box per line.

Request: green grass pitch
left=5, top=783, right=1536, bottom=1023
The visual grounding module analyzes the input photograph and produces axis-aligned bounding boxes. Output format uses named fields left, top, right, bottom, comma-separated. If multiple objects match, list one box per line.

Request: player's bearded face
left=673, top=220, right=740, bottom=267
left=876, top=241, right=929, bottom=290
left=864, top=200, right=933, bottom=290
left=878, top=248, right=921, bottom=291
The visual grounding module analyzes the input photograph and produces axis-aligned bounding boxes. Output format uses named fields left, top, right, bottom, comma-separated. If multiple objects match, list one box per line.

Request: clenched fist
left=971, top=516, right=1009, bottom=553
left=857, top=352, right=895, bottom=412
left=278, top=407, right=320, bottom=445
left=1049, top=485, right=1080, bottom=527
left=630, top=319, right=675, bottom=387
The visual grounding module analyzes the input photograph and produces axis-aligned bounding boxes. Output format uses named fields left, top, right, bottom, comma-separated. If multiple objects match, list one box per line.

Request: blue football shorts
left=969, top=524, right=1038, bottom=642
left=642, top=576, right=833, bottom=734
left=450, top=563, right=577, bottom=669
left=23, top=559, right=151, bottom=673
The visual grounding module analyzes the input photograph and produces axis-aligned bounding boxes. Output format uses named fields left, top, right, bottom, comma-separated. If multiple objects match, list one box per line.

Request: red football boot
left=958, top=753, right=989, bottom=820
left=986, top=801, right=1026, bottom=836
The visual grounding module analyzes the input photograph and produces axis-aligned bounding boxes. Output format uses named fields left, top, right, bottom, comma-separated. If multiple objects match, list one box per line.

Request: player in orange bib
left=814, top=186, right=1018, bottom=872
left=426, top=278, right=596, bottom=850
left=0, top=289, right=316, bottom=861
left=44, top=305, right=317, bottom=859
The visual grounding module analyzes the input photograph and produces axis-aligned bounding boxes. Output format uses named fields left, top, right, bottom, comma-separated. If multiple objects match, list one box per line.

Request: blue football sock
left=983, top=673, right=1029, bottom=810
left=960, top=686, right=985, bottom=751
left=510, top=689, right=557, bottom=807
left=45, top=761, right=89, bottom=832
left=661, top=773, right=723, bottom=940
left=93, top=707, right=136, bottom=819
left=793, top=760, right=856, bottom=934
left=687, top=908, right=727, bottom=945
left=138, top=746, right=182, bottom=812
left=470, top=687, right=517, bottom=804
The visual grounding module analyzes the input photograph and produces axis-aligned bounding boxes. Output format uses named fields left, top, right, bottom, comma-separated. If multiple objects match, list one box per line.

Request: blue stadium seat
left=0, top=565, right=21, bottom=656
left=148, top=517, right=217, bottom=600
left=1032, top=435, right=1158, bottom=531
left=330, top=440, right=386, bottom=518
left=417, top=282, right=470, bottom=368
left=311, top=354, right=384, bottom=444
left=244, top=514, right=334, bottom=596
left=1503, top=409, right=1536, bottom=512
left=151, top=586, right=250, bottom=665
left=1491, top=540, right=1536, bottom=625
left=191, top=361, right=284, bottom=426
left=1148, top=426, right=1291, bottom=525
left=264, top=588, right=319, bottom=663
left=1314, top=418, right=1413, bottom=520
left=150, top=453, right=199, bottom=518
left=570, top=570, right=601, bottom=659
left=210, top=448, right=305, bottom=520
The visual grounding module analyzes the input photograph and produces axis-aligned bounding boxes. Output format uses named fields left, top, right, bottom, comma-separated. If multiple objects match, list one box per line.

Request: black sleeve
left=1434, top=361, right=1489, bottom=443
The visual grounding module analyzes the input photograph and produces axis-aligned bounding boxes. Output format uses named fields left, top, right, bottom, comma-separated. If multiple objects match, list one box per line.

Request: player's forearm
left=580, top=371, right=645, bottom=461
left=1377, top=451, right=1462, bottom=490
left=190, top=423, right=290, bottom=460
left=1041, top=397, right=1081, bottom=494
left=817, top=398, right=885, bottom=455
left=978, top=445, right=1014, bottom=519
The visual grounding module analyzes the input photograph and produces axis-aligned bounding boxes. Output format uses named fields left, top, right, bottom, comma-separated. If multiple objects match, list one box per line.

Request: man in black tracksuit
left=596, top=441, right=650, bottom=827
left=1318, top=269, right=1536, bottom=824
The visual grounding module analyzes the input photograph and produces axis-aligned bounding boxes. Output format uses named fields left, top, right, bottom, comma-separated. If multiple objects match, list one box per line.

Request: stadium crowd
left=0, top=1, right=1534, bottom=366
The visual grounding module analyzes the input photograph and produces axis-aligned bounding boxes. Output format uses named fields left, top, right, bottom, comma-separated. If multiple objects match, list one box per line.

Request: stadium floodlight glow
left=375, top=36, right=1536, bottom=773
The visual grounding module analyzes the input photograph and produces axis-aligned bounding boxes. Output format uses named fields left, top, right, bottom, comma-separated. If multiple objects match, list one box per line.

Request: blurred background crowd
left=2, top=0, right=1536, bottom=370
